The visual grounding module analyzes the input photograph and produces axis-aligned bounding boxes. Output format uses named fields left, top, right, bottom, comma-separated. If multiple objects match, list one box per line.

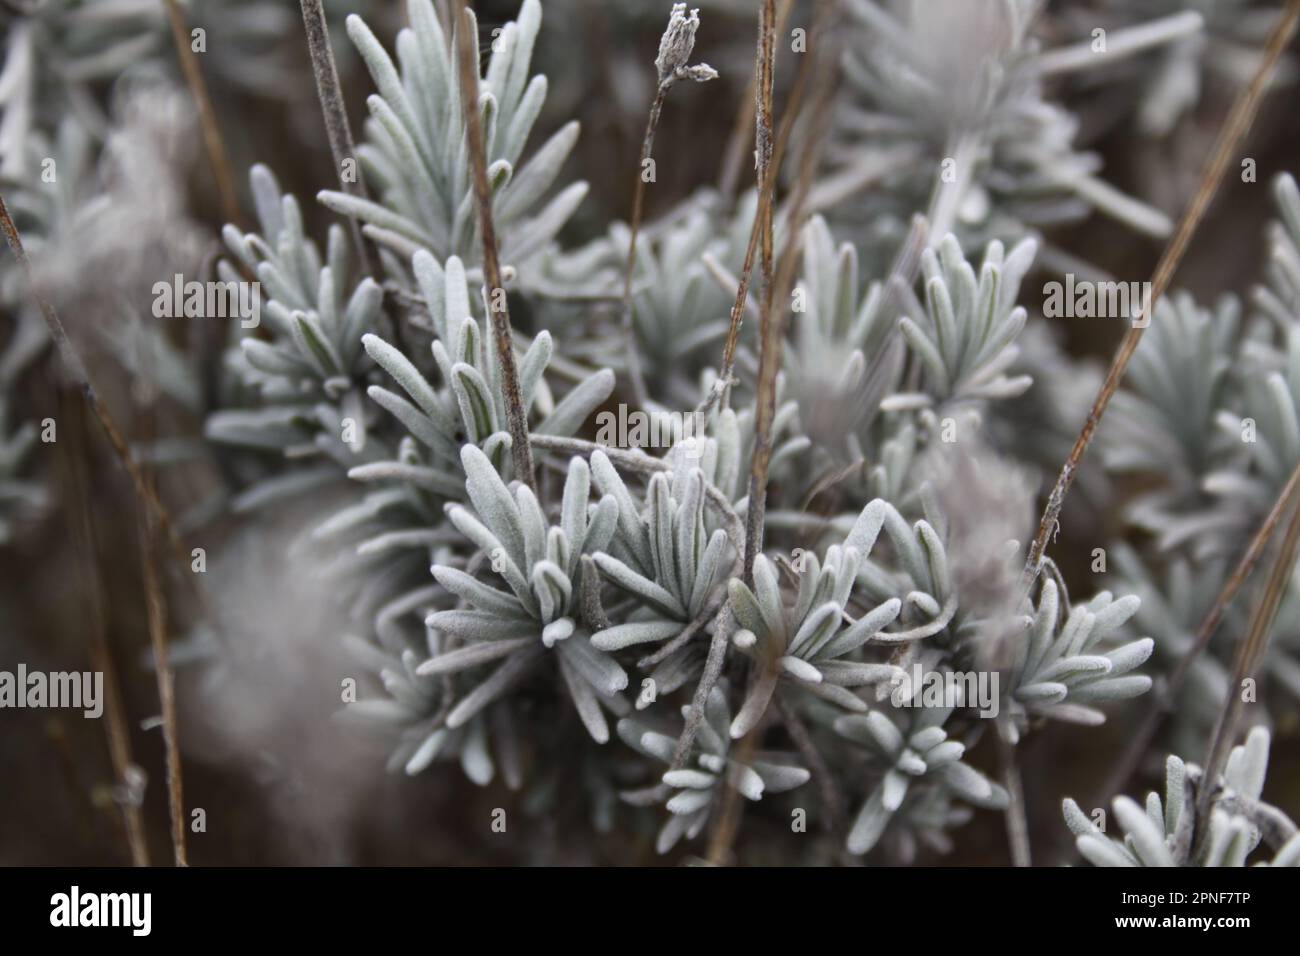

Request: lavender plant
left=1063, top=726, right=1299, bottom=866
left=202, top=0, right=1219, bottom=862
left=317, top=0, right=586, bottom=282
left=206, top=164, right=387, bottom=510
left=1097, top=174, right=1300, bottom=755
left=5, top=0, right=1299, bottom=870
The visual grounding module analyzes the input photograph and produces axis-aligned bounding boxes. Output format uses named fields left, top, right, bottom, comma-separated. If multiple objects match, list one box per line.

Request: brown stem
left=703, top=180, right=766, bottom=416
left=299, top=0, right=378, bottom=278
left=1022, top=0, right=1300, bottom=587
left=140, top=510, right=187, bottom=866
left=0, top=192, right=194, bottom=580
left=131, top=319, right=188, bottom=867
left=703, top=2, right=843, bottom=864
left=1097, top=460, right=1300, bottom=809
left=742, top=0, right=839, bottom=584
left=670, top=605, right=737, bottom=772
left=700, top=0, right=827, bottom=422
left=162, top=0, right=242, bottom=226
left=1194, top=496, right=1300, bottom=848
left=740, top=0, right=780, bottom=586
left=718, top=0, right=796, bottom=198
left=618, top=86, right=667, bottom=411
left=456, top=1, right=535, bottom=492
left=56, top=395, right=149, bottom=866
left=705, top=698, right=765, bottom=865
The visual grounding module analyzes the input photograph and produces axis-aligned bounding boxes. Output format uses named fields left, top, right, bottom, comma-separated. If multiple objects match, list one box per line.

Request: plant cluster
left=2, top=0, right=1298, bottom=867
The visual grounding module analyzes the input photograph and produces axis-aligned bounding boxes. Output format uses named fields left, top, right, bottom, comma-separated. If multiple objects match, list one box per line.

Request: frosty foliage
left=318, top=0, right=586, bottom=283
left=5, top=0, right=1298, bottom=867
left=1063, top=726, right=1300, bottom=867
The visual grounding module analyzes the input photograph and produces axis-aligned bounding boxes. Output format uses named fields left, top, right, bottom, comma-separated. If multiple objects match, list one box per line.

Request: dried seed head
left=655, top=4, right=717, bottom=89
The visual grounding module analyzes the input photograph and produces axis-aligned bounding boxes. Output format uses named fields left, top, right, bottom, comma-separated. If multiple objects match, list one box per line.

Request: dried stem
left=162, top=0, right=242, bottom=226
left=300, top=0, right=378, bottom=278
left=706, top=700, right=765, bottom=864
left=1194, top=496, right=1300, bottom=846
left=0, top=192, right=195, bottom=582
left=740, top=0, right=780, bottom=586
left=637, top=588, right=727, bottom=670
left=717, top=0, right=795, bottom=198
left=620, top=5, right=719, bottom=410
left=707, top=0, right=806, bottom=418
left=1022, top=0, right=1300, bottom=588
left=699, top=177, right=766, bottom=417
left=1097, top=460, right=1300, bottom=807
left=55, top=395, right=149, bottom=866
left=705, top=3, right=842, bottom=864
left=131, top=331, right=187, bottom=867
left=742, top=0, right=839, bottom=585
left=140, top=510, right=187, bottom=866
left=670, top=604, right=737, bottom=771
left=702, top=1, right=832, bottom=416
left=618, top=85, right=666, bottom=411
left=457, top=0, right=535, bottom=492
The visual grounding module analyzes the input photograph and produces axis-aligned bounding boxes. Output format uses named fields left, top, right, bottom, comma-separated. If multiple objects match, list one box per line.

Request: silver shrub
left=1063, top=726, right=1300, bottom=867
left=14, top=0, right=1290, bottom=865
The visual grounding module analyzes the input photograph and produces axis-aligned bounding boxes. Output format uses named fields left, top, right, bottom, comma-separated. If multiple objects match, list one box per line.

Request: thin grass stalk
left=1194, top=499, right=1300, bottom=848
left=162, top=0, right=242, bottom=226
left=740, top=0, right=780, bottom=586
left=617, top=85, right=667, bottom=412
left=717, top=0, right=795, bottom=198
left=1095, top=459, right=1300, bottom=811
left=132, top=363, right=187, bottom=867
left=708, top=0, right=842, bottom=863
left=140, top=509, right=186, bottom=866
left=742, top=0, right=838, bottom=585
left=300, top=0, right=378, bottom=278
left=456, top=0, right=536, bottom=492
left=0, top=192, right=197, bottom=581
left=1021, top=0, right=1300, bottom=589
left=56, top=395, right=149, bottom=866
